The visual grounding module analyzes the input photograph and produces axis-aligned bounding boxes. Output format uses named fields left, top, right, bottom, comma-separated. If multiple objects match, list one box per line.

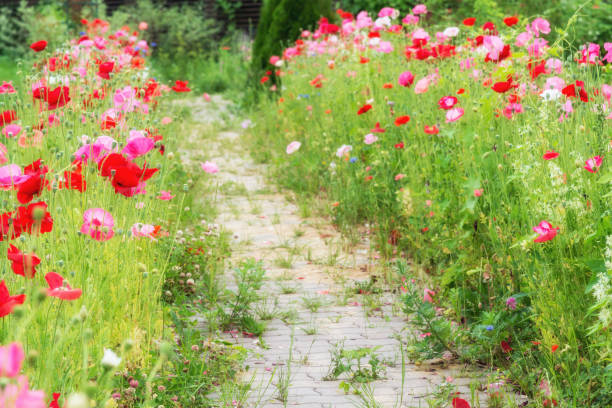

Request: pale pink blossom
left=286, top=141, right=301, bottom=154
left=445, top=107, right=465, bottom=123
left=335, top=144, right=352, bottom=158
left=200, top=161, right=219, bottom=174
left=80, top=208, right=115, bottom=241
left=131, top=223, right=156, bottom=240
left=2, top=124, right=22, bottom=138
left=161, top=116, right=172, bottom=125
left=423, top=288, right=435, bottom=302
left=584, top=156, right=603, bottom=173
left=402, top=14, right=419, bottom=25
left=0, top=342, right=24, bottom=377
left=157, top=190, right=175, bottom=200
left=412, top=4, right=427, bottom=15
left=529, top=18, right=550, bottom=37
left=364, top=134, right=378, bottom=145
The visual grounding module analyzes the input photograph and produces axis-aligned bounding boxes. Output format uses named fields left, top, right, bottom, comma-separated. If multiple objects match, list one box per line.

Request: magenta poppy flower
left=80, top=208, right=114, bottom=241
left=584, top=156, right=602, bottom=173
left=2, top=124, right=22, bottom=138
left=121, top=136, right=154, bottom=160
left=533, top=221, right=559, bottom=243
left=45, top=272, right=82, bottom=300
left=398, top=71, right=414, bottom=87
left=438, top=96, right=458, bottom=110
left=543, top=150, right=559, bottom=160
left=0, top=342, right=24, bottom=377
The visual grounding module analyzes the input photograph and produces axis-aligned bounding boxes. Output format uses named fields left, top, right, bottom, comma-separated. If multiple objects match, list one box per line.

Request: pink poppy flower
left=445, top=108, right=464, bottom=123
left=530, top=18, right=550, bottom=37
left=412, top=4, right=427, bottom=15
left=398, top=71, right=414, bottom=87
left=161, top=116, right=172, bottom=125
left=0, top=81, right=16, bottom=94
left=364, top=133, right=378, bottom=145
left=45, top=272, right=82, bottom=300
left=0, top=143, right=7, bottom=165
left=0, top=376, right=45, bottom=408
left=2, top=124, right=22, bottom=138
left=543, top=151, right=559, bottom=160
left=394, top=173, right=406, bottom=180
left=157, top=190, right=175, bottom=200
left=533, top=221, right=559, bottom=243
left=0, top=164, right=29, bottom=189
left=0, top=342, right=24, bottom=377
left=473, top=189, right=483, bottom=197
left=202, top=93, right=211, bottom=102
left=286, top=141, right=301, bottom=154
left=423, top=288, right=435, bottom=302
left=402, top=14, right=419, bottom=25
left=200, top=161, right=219, bottom=174
left=121, top=136, right=154, bottom=159
left=80, top=208, right=114, bottom=241
left=131, top=223, right=156, bottom=240
left=584, top=156, right=602, bottom=173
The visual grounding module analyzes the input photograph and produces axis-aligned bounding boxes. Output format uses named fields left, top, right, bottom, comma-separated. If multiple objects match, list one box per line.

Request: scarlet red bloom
left=260, top=76, right=269, bottom=84
left=424, top=125, right=439, bottom=135
left=551, top=344, right=559, bottom=352
left=45, top=272, right=82, bottom=301
left=394, top=142, right=405, bottom=149
left=171, top=80, right=191, bottom=92
left=0, top=280, right=25, bottom=318
left=394, top=115, right=410, bottom=126
left=30, top=40, right=47, bottom=52
left=501, top=340, right=512, bottom=353
left=382, top=83, right=393, bottom=89
left=60, top=162, right=87, bottom=192
left=543, top=150, right=559, bottom=160
left=452, top=398, right=471, bottom=408
left=359, top=56, right=369, bottom=64
left=13, top=201, right=54, bottom=235
left=16, top=159, right=48, bottom=204
left=45, top=86, right=71, bottom=110
left=357, top=104, right=372, bottom=115
left=463, top=17, right=476, bottom=26
left=97, top=61, right=114, bottom=80
left=503, top=16, right=519, bottom=27
left=491, top=77, right=517, bottom=93
left=98, top=153, right=158, bottom=196
left=7, top=245, right=40, bottom=279
left=0, top=110, right=17, bottom=127
left=482, top=21, right=497, bottom=33
left=371, top=122, right=385, bottom=133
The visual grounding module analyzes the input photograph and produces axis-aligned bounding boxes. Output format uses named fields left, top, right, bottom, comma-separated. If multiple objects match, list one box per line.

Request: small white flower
left=101, top=348, right=122, bottom=368
left=66, top=393, right=89, bottom=408
left=443, top=27, right=460, bottom=37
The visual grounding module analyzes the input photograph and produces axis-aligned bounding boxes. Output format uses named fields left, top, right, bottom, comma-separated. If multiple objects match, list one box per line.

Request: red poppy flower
left=0, top=110, right=17, bottom=127
left=543, top=150, right=559, bottom=160
left=7, top=245, right=40, bottom=279
left=463, top=17, right=476, bottom=26
left=551, top=344, right=558, bottom=352
left=0, top=212, right=21, bottom=241
left=529, top=60, right=547, bottom=80
left=452, top=398, right=471, bottom=408
left=60, top=162, right=87, bottom=192
left=16, top=160, right=48, bottom=204
left=543, top=399, right=558, bottom=407
left=45, top=86, right=71, bottom=110
left=394, top=142, right=405, bottom=149
left=359, top=56, right=369, bottom=64
left=485, top=44, right=511, bottom=62
left=503, top=16, right=519, bottom=27
left=0, top=280, right=25, bottom=318
left=457, top=88, right=465, bottom=94
left=394, top=115, right=410, bottom=126
left=45, top=272, right=82, bottom=301
left=14, top=201, right=53, bottom=235
left=30, top=40, right=48, bottom=52
left=492, top=80, right=514, bottom=93
left=171, top=80, right=191, bottom=92
left=98, top=153, right=158, bottom=195
left=482, top=21, right=497, bottom=33
left=357, top=104, right=372, bottom=115
left=501, top=340, right=513, bottom=353
left=382, top=83, right=393, bottom=89
left=424, top=125, right=439, bottom=135
left=49, top=393, right=61, bottom=408
left=97, top=61, right=114, bottom=80
left=371, top=122, right=385, bottom=133
left=260, top=76, right=269, bottom=84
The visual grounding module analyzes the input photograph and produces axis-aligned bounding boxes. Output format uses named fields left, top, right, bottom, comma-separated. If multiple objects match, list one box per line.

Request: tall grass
left=247, top=7, right=612, bottom=406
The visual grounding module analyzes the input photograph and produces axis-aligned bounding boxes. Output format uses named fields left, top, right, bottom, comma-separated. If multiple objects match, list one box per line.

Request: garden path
left=193, top=97, right=491, bottom=408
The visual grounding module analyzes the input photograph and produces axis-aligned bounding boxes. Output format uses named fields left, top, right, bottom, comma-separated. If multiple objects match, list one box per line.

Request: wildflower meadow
left=0, top=1, right=611, bottom=408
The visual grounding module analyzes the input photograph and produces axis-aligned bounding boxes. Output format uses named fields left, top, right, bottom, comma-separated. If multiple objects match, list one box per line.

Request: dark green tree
left=252, top=0, right=334, bottom=77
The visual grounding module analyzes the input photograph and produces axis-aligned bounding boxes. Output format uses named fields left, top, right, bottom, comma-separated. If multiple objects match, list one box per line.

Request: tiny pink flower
left=161, top=116, right=172, bottom=125
left=423, top=288, right=435, bottom=302
left=394, top=173, right=406, bottom=181
left=157, top=190, right=175, bottom=200
left=474, top=189, right=483, bottom=197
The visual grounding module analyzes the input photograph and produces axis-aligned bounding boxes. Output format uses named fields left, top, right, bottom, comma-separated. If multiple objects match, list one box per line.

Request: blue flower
left=349, top=157, right=357, bottom=163
left=151, top=42, right=157, bottom=47
left=485, top=325, right=494, bottom=331
left=298, top=94, right=310, bottom=99
left=79, top=31, right=85, bottom=36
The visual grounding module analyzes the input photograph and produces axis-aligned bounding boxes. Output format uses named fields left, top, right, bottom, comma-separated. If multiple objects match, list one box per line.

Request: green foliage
left=0, top=0, right=70, bottom=58
left=324, top=341, right=386, bottom=383
left=252, top=0, right=334, bottom=76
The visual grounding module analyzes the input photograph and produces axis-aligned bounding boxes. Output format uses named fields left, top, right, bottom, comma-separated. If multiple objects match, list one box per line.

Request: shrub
left=252, top=0, right=334, bottom=77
